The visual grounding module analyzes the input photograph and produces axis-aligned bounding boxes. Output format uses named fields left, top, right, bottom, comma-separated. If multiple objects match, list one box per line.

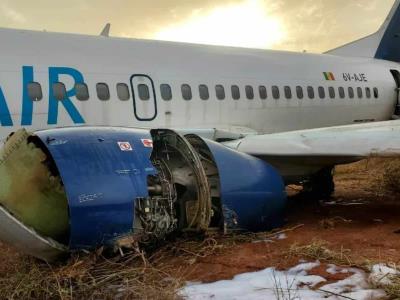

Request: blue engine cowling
left=199, top=138, right=287, bottom=231
left=35, top=127, right=157, bottom=250
left=0, top=127, right=287, bottom=260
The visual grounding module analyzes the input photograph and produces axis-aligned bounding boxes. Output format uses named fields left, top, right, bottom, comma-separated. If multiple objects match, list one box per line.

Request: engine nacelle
left=0, top=127, right=286, bottom=261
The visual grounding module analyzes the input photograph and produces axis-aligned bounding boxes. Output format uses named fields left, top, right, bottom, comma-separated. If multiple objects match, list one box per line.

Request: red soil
left=168, top=160, right=400, bottom=283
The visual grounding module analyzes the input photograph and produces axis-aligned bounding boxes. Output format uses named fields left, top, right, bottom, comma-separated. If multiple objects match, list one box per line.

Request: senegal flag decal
left=323, top=72, right=336, bottom=81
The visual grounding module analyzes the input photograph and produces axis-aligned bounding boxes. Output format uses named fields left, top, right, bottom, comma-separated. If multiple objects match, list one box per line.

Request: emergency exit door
left=130, top=74, right=157, bottom=121
left=390, top=69, right=400, bottom=116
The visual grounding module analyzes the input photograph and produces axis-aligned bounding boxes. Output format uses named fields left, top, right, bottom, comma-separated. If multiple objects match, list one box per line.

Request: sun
left=153, top=0, right=286, bottom=49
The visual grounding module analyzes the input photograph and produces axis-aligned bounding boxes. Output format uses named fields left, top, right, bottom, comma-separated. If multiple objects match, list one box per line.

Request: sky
left=0, top=0, right=395, bottom=53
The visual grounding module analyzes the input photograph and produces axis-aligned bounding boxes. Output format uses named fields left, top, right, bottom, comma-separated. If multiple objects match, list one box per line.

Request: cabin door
left=130, top=74, right=157, bottom=121
left=390, top=70, right=400, bottom=117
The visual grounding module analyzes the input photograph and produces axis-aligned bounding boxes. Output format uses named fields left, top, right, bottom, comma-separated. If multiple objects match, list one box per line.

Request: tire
left=303, top=167, right=335, bottom=199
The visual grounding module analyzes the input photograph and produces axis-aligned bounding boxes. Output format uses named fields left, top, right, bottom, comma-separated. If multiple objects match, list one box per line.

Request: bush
left=382, top=158, right=400, bottom=194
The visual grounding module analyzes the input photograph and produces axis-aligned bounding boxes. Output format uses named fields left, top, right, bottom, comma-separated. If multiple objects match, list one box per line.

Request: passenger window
left=181, top=84, right=192, bottom=100
left=75, top=83, right=89, bottom=101
left=373, top=87, right=379, bottom=98
left=116, top=83, right=129, bottom=101
left=328, top=87, right=335, bottom=99
left=339, top=87, right=345, bottom=98
left=259, top=86, right=267, bottom=99
left=318, top=86, right=325, bottom=99
left=199, top=84, right=209, bottom=100
left=272, top=86, right=280, bottom=99
left=160, top=84, right=172, bottom=101
left=96, top=83, right=110, bottom=101
left=138, top=84, right=150, bottom=101
left=53, top=82, right=66, bottom=101
left=216, top=85, right=225, bottom=100
left=231, top=85, right=240, bottom=100
left=366, top=87, right=371, bottom=98
left=348, top=87, right=354, bottom=99
left=245, top=85, right=254, bottom=99
left=296, top=86, right=303, bottom=99
left=357, top=87, right=363, bottom=98
left=284, top=86, right=292, bottom=99
left=28, top=82, right=43, bottom=101
left=307, top=86, right=314, bottom=99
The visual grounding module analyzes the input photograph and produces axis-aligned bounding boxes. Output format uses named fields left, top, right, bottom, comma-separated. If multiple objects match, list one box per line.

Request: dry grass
left=0, top=250, right=182, bottom=300
left=381, top=158, right=400, bottom=194
left=287, top=240, right=354, bottom=267
left=0, top=226, right=308, bottom=300
left=379, top=275, right=400, bottom=299
left=319, top=216, right=352, bottom=229
left=0, top=233, right=264, bottom=300
left=335, top=157, right=400, bottom=196
left=0, top=236, right=224, bottom=300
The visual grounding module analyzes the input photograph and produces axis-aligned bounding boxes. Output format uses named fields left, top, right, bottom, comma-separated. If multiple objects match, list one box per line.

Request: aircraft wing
left=175, top=125, right=259, bottom=141
left=224, top=120, right=400, bottom=182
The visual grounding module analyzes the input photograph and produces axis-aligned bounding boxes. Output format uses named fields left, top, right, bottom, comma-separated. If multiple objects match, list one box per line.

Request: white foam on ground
left=276, top=233, right=287, bottom=240
left=180, top=262, right=387, bottom=300
left=288, top=261, right=320, bottom=274
left=251, top=239, right=275, bottom=244
left=369, top=263, right=399, bottom=286
left=320, top=268, right=382, bottom=299
left=326, top=264, right=349, bottom=275
left=252, top=233, right=287, bottom=244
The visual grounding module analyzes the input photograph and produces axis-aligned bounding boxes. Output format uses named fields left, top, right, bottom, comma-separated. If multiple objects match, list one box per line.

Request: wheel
left=303, top=166, right=335, bottom=199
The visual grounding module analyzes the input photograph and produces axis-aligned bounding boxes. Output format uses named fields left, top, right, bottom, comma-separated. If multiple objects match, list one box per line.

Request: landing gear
left=302, top=167, right=335, bottom=200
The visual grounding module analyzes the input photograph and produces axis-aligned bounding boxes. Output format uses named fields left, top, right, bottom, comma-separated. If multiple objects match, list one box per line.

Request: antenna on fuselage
left=100, top=23, right=111, bottom=37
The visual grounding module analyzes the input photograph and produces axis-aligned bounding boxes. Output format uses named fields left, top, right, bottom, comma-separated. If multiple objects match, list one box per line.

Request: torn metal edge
left=0, top=205, right=67, bottom=262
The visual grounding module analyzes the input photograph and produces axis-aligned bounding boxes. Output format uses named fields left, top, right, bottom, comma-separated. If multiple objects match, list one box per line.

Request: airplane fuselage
left=0, top=28, right=397, bottom=142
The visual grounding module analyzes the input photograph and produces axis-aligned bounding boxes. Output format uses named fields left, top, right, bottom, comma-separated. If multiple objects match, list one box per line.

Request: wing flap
left=175, top=126, right=258, bottom=141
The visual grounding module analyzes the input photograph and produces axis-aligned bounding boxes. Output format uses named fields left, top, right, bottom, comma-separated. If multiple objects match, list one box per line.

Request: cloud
left=263, top=0, right=394, bottom=53
left=0, top=3, right=26, bottom=24
left=0, top=0, right=394, bottom=53
left=153, top=0, right=286, bottom=49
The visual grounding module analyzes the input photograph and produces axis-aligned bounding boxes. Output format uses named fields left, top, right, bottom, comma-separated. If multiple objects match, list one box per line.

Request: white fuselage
left=0, top=28, right=398, bottom=142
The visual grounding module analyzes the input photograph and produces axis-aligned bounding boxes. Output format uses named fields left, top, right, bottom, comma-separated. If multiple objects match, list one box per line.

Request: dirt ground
left=1, top=158, right=400, bottom=298
left=166, top=158, right=400, bottom=283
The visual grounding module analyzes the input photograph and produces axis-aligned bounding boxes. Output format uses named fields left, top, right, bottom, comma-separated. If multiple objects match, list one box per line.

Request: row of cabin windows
left=179, top=84, right=259, bottom=101
left=27, top=81, right=380, bottom=102
left=173, top=84, right=379, bottom=101
left=27, top=82, right=132, bottom=102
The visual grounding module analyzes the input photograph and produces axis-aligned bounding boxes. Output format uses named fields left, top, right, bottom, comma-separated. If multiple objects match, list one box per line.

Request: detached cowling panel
left=186, top=136, right=287, bottom=231
left=35, top=127, right=156, bottom=249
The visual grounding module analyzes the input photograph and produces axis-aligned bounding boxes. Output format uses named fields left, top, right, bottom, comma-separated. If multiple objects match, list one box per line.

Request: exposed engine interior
left=135, top=129, right=223, bottom=242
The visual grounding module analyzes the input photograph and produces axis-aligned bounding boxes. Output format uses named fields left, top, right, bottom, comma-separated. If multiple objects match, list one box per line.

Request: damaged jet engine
left=0, top=127, right=286, bottom=261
